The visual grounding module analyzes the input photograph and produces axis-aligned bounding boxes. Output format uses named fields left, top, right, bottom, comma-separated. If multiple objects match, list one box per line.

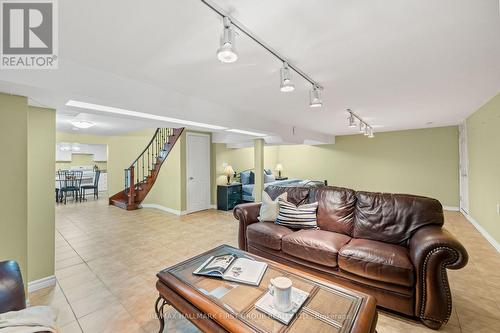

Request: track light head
left=309, top=85, right=323, bottom=107
left=368, top=128, right=375, bottom=138
left=359, top=122, right=365, bottom=133
left=280, top=62, right=295, bottom=92
left=217, top=17, right=238, bottom=63
left=347, top=110, right=357, bottom=127
left=364, top=126, right=370, bottom=136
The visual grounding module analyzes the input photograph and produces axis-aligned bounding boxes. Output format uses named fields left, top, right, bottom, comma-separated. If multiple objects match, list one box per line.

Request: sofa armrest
left=0, top=261, right=26, bottom=314
left=233, top=202, right=262, bottom=251
left=409, top=226, right=468, bottom=329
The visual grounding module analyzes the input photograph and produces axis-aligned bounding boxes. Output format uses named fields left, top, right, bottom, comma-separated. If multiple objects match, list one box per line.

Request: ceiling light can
left=280, top=62, right=295, bottom=92
left=309, top=85, right=323, bottom=107
left=347, top=110, right=357, bottom=127
left=217, top=17, right=238, bottom=63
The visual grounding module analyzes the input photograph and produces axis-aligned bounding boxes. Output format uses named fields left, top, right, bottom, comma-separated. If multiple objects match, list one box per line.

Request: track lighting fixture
left=359, top=122, right=365, bottom=133
left=280, top=62, right=295, bottom=92
left=309, top=85, right=323, bottom=107
left=216, top=17, right=238, bottom=63
left=348, top=109, right=375, bottom=139
left=347, top=110, right=357, bottom=127
left=202, top=1, right=324, bottom=104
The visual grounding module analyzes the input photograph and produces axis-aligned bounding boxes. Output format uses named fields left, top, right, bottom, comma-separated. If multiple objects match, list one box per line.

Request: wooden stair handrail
left=109, top=127, right=184, bottom=211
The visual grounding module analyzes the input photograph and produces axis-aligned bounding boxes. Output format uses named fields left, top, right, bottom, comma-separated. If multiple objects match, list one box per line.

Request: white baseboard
left=141, top=203, right=186, bottom=216
left=462, top=212, right=500, bottom=253
left=443, top=206, right=460, bottom=211
left=28, top=275, right=56, bottom=293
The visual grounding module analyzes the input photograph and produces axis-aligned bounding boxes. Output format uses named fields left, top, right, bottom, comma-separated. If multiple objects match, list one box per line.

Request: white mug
left=268, top=277, right=292, bottom=312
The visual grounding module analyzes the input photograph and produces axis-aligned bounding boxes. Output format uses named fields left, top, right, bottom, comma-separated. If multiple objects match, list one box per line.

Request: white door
left=459, top=123, right=469, bottom=214
left=187, top=133, right=211, bottom=213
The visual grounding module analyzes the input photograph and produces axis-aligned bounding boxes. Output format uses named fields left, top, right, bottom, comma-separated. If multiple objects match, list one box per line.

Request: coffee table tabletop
left=156, top=244, right=377, bottom=333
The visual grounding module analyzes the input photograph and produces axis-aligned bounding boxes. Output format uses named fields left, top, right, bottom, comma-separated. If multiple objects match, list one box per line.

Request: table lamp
left=224, top=165, right=234, bottom=185
left=275, top=163, right=283, bottom=178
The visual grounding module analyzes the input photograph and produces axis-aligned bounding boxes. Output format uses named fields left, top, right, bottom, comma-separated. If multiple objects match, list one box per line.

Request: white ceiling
left=1, top=0, right=499, bottom=142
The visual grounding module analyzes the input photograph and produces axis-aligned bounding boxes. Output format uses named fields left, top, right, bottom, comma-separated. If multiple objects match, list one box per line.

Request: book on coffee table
left=255, top=287, right=310, bottom=325
left=193, top=253, right=268, bottom=286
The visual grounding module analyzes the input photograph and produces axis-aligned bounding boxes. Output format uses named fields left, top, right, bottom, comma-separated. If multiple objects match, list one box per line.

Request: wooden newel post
left=128, top=165, right=135, bottom=205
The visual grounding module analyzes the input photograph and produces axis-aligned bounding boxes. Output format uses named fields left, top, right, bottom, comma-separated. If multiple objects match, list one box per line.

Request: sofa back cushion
left=353, top=191, right=444, bottom=246
left=308, top=187, right=356, bottom=236
left=265, top=185, right=310, bottom=206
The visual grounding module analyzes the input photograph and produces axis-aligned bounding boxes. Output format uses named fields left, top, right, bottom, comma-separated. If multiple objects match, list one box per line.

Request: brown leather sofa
left=234, top=185, right=468, bottom=330
left=0, top=260, right=26, bottom=314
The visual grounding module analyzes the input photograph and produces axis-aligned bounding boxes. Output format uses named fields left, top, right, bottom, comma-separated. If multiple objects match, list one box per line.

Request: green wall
left=28, top=106, right=55, bottom=282
left=466, top=93, right=500, bottom=244
left=0, top=93, right=28, bottom=283
left=0, top=94, right=56, bottom=286
left=213, top=126, right=460, bottom=207
left=277, top=126, right=460, bottom=207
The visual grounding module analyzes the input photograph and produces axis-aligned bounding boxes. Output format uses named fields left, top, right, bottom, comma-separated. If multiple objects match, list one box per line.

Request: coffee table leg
left=155, top=295, right=169, bottom=333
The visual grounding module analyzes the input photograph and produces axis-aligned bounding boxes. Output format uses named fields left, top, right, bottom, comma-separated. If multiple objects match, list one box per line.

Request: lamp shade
left=275, top=163, right=283, bottom=172
left=224, top=165, right=234, bottom=176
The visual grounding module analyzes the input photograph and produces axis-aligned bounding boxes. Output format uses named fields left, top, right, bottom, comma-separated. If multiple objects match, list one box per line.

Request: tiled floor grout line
left=57, top=215, right=149, bottom=333
left=54, top=229, right=85, bottom=333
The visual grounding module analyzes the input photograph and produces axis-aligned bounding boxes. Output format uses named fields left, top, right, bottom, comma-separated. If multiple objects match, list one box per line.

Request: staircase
left=109, top=127, right=184, bottom=210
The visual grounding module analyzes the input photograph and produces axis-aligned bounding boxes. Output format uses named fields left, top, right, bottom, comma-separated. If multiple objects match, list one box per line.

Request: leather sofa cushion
left=282, top=230, right=351, bottom=267
left=354, top=191, right=444, bottom=245
left=265, top=185, right=310, bottom=205
left=308, top=187, right=356, bottom=235
left=338, top=238, right=415, bottom=287
left=246, top=222, right=293, bottom=251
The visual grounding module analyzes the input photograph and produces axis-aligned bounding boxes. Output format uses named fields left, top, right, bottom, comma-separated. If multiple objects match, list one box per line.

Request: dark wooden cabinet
left=217, top=183, right=242, bottom=211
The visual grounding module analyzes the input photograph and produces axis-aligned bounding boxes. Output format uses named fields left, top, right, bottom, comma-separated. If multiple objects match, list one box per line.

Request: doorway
left=186, top=133, right=211, bottom=213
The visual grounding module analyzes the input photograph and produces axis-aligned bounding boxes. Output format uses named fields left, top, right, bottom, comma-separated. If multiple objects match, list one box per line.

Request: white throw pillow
left=258, top=191, right=288, bottom=222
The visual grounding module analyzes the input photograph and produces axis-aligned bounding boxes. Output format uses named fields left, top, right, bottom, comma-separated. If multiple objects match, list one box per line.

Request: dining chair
left=58, top=170, right=82, bottom=204
left=80, top=170, right=100, bottom=201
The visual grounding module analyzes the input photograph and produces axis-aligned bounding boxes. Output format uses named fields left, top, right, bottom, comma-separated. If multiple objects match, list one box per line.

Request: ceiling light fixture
left=216, top=17, right=238, bottom=63
left=201, top=0, right=323, bottom=103
left=348, top=109, right=375, bottom=139
left=70, top=120, right=95, bottom=129
left=65, top=100, right=228, bottom=130
left=309, top=85, right=322, bottom=107
left=347, top=110, right=357, bottom=127
left=280, top=62, right=295, bottom=92
left=226, top=129, right=267, bottom=137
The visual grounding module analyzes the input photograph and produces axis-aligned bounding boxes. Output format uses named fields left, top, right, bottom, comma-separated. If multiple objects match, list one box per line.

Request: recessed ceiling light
left=65, top=100, right=227, bottom=130
left=70, top=120, right=95, bottom=129
left=226, top=129, right=267, bottom=137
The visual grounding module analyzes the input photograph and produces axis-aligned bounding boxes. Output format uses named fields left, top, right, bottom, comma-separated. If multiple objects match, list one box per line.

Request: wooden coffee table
left=155, top=245, right=377, bottom=333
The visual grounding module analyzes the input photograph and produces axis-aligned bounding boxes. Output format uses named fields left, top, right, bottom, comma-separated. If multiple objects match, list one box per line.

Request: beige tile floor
left=29, top=196, right=500, bottom=333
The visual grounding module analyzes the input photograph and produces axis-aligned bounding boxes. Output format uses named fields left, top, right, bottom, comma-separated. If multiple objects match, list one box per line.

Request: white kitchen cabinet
left=92, top=145, right=108, bottom=161
left=56, top=145, right=72, bottom=161
left=55, top=143, right=108, bottom=162
left=98, top=172, right=107, bottom=192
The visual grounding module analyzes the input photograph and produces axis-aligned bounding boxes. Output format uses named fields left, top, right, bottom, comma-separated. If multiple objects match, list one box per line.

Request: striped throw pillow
left=275, top=199, right=319, bottom=229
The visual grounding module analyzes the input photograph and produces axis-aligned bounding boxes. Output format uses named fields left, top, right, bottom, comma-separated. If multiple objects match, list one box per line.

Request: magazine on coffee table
left=255, top=287, right=310, bottom=325
left=193, top=253, right=268, bottom=286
